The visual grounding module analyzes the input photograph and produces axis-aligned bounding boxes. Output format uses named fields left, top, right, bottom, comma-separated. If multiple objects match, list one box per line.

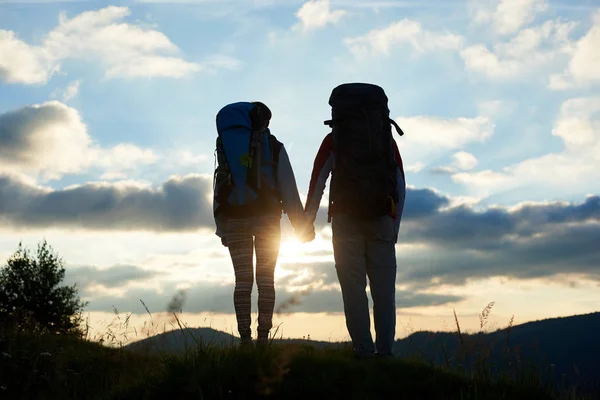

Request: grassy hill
left=122, top=311, right=600, bottom=397
left=0, top=330, right=585, bottom=400
left=3, top=311, right=597, bottom=399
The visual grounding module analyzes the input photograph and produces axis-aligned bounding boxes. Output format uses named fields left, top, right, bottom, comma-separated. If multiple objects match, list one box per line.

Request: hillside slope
left=395, top=312, right=600, bottom=389
left=123, top=312, right=600, bottom=396
left=0, top=332, right=572, bottom=400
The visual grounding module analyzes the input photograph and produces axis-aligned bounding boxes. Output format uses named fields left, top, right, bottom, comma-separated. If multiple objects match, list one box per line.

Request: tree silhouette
left=0, top=239, right=87, bottom=335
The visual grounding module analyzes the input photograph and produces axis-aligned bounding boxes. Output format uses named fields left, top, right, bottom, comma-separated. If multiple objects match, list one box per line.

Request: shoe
left=256, top=336, right=269, bottom=348
left=354, top=351, right=375, bottom=360
left=240, top=336, right=254, bottom=349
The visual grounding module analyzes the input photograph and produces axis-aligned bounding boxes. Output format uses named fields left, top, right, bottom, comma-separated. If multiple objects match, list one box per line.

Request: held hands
left=303, top=226, right=316, bottom=243
left=221, top=217, right=315, bottom=246
left=296, top=222, right=315, bottom=243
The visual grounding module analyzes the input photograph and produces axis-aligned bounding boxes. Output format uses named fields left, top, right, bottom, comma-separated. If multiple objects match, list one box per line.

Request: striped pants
left=226, top=215, right=281, bottom=340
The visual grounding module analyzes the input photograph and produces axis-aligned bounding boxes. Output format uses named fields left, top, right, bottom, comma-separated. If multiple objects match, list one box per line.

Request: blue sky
left=1, top=0, right=599, bottom=342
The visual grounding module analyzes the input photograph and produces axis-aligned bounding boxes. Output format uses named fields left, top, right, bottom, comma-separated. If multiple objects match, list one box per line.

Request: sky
left=0, top=0, right=599, bottom=344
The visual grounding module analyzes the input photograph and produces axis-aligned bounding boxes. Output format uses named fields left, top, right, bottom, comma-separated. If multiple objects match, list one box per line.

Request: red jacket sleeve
left=305, top=134, right=334, bottom=219
left=392, top=139, right=405, bottom=183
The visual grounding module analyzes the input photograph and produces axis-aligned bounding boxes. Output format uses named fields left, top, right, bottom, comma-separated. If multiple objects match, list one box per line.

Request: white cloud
left=548, top=73, right=573, bottom=90
left=461, top=19, right=576, bottom=79
left=0, top=30, right=53, bottom=84
left=549, top=10, right=600, bottom=90
left=344, top=19, right=463, bottom=58
left=95, top=144, right=159, bottom=180
left=430, top=166, right=456, bottom=175
left=452, top=151, right=478, bottom=170
left=0, top=6, right=236, bottom=84
left=477, top=99, right=517, bottom=118
left=405, top=162, right=425, bottom=173
left=552, top=97, right=600, bottom=151
left=104, top=56, right=198, bottom=79
left=477, top=100, right=504, bottom=117
left=474, top=0, right=548, bottom=35
left=0, top=101, right=158, bottom=180
left=332, top=0, right=435, bottom=9
left=452, top=169, right=513, bottom=195
left=452, top=97, right=600, bottom=196
left=62, top=80, right=81, bottom=101
left=0, top=0, right=88, bottom=2
left=396, top=115, right=493, bottom=168
left=198, top=54, right=242, bottom=73
left=430, top=151, right=478, bottom=176
left=460, top=44, right=522, bottom=78
left=166, top=150, right=209, bottom=167
left=293, top=0, right=347, bottom=31
left=397, top=116, right=493, bottom=149
left=0, top=101, right=93, bottom=179
left=495, top=19, right=575, bottom=57
left=101, top=148, right=209, bottom=181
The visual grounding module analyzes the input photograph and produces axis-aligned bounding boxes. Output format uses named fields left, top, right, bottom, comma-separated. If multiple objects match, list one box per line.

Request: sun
left=278, top=238, right=304, bottom=262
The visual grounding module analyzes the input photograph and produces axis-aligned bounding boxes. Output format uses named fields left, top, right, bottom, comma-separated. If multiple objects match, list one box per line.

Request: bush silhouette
left=0, top=239, right=87, bottom=335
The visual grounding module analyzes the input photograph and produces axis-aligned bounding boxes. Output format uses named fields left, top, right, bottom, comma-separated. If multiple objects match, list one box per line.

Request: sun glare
left=279, top=238, right=304, bottom=261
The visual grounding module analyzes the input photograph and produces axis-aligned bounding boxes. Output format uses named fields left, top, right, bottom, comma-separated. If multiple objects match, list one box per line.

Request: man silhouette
left=304, top=83, right=406, bottom=358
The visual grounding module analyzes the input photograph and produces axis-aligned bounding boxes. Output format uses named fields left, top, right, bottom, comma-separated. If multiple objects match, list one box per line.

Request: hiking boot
left=256, top=336, right=270, bottom=348
left=354, top=351, right=375, bottom=360
left=240, top=336, right=254, bottom=349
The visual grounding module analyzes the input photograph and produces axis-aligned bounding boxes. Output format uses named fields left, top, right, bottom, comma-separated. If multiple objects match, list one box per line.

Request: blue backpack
left=213, top=102, right=282, bottom=218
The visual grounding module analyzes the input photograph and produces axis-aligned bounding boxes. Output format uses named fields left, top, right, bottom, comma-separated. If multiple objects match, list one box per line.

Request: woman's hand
left=297, top=223, right=315, bottom=243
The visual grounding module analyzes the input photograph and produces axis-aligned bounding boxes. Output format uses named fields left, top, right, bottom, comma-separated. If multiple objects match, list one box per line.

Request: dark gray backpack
left=325, top=83, right=404, bottom=220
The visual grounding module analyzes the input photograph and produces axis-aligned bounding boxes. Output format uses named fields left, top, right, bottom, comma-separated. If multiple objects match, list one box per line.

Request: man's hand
left=304, top=228, right=315, bottom=243
left=221, top=237, right=228, bottom=247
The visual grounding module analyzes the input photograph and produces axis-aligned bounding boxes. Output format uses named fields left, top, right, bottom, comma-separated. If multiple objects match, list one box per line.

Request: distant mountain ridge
left=394, top=312, right=600, bottom=392
left=124, top=327, right=239, bottom=353
left=124, top=326, right=339, bottom=354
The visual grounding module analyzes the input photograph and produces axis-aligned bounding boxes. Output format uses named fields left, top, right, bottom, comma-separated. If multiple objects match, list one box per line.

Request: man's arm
left=305, top=134, right=334, bottom=223
left=392, top=139, right=406, bottom=242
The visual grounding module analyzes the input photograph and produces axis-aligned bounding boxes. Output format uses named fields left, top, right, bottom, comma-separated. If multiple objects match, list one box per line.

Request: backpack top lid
left=326, top=82, right=404, bottom=136
left=216, top=102, right=255, bottom=134
left=216, top=101, right=272, bottom=134
left=328, top=82, right=389, bottom=111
